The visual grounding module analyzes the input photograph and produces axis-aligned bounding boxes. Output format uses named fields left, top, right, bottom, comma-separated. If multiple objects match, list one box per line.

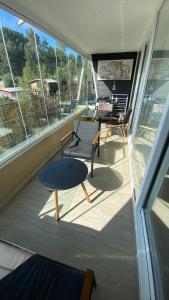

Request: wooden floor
left=0, top=130, right=139, bottom=299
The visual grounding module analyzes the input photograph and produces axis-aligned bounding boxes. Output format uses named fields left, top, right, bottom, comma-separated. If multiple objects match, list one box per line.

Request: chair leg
left=54, top=190, right=59, bottom=221
left=97, top=143, right=100, bottom=157
left=91, top=160, right=94, bottom=177
left=119, top=126, right=124, bottom=143
left=105, top=127, right=109, bottom=143
left=91, top=147, right=95, bottom=177
left=109, top=127, right=112, bottom=137
left=122, top=126, right=127, bottom=139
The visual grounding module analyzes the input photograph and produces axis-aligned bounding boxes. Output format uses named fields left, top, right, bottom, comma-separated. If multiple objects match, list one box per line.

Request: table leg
left=81, top=182, right=91, bottom=203
left=54, top=190, right=59, bottom=221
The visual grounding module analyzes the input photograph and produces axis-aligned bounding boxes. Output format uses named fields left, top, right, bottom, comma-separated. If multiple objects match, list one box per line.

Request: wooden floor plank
left=0, top=132, right=139, bottom=300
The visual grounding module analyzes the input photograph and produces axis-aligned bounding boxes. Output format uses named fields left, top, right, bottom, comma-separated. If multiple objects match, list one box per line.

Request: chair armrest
left=60, top=131, right=73, bottom=143
left=92, top=132, right=100, bottom=145
left=80, top=269, right=95, bottom=300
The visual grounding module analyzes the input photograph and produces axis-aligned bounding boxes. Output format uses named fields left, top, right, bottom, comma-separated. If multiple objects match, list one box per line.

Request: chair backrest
left=74, top=121, right=98, bottom=142
left=112, top=94, right=128, bottom=113
left=123, top=108, right=132, bottom=124
left=97, top=103, right=113, bottom=112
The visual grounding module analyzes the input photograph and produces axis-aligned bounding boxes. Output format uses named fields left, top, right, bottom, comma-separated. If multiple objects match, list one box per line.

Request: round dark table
left=38, top=158, right=91, bottom=221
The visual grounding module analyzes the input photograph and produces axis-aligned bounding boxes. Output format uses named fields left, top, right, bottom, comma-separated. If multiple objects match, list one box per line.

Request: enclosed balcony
left=0, top=0, right=169, bottom=299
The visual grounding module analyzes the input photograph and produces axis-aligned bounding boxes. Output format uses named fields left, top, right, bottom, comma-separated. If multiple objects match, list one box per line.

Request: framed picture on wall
left=97, top=59, right=134, bottom=80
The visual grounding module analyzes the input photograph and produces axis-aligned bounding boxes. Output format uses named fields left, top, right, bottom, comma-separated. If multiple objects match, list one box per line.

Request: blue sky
left=0, top=8, right=78, bottom=57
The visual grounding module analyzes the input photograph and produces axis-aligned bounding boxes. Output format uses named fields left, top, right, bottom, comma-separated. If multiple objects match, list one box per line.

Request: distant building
left=29, top=79, right=58, bottom=95
left=0, top=87, right=23, bottom=98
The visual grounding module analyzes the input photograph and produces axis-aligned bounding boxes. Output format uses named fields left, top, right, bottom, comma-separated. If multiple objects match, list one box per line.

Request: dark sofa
left=0, top=239, right=95, bottom=300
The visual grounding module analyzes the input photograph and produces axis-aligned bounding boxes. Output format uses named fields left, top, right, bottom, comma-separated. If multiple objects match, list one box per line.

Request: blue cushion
left=0, top=254, right=84, bottom=300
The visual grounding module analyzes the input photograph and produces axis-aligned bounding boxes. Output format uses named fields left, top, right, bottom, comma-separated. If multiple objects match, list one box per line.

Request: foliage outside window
left=0, top=8, right=95, bottom=163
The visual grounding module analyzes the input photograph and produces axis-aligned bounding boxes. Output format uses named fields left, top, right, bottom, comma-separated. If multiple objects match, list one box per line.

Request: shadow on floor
left=88, top=166, right=123, bottom=191
left=0, top=135, right=138, bottom=299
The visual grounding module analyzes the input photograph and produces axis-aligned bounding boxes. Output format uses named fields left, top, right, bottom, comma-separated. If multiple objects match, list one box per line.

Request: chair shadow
left=60, top=189, right=104, bottom=220
left=96, top=140, right=127, bottom=166
left=88, top=167, right=123, bottom=191
left=59, top=166, right=123, bottom=220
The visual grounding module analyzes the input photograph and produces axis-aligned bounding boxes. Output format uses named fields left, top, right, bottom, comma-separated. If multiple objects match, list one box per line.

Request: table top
left=38, top=158, right=88, bottom=190
left=82, top=110, right=118, bottom=122
left=82, top=110, right=114, bottom=120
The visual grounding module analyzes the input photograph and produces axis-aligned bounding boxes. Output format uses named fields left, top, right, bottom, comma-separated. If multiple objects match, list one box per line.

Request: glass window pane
left=77, top=54, right=83, bottom=105
left=0, top=13, right=28, bottom=157
left=83, top=58, right=88, bottom=105
left=78, top=57, right=88, bottom=107
left=34, top=29, right=59, bottom=125
left=87, top=61, right=96, bottom=106
left=146, top=167, right=169, bottom=299
left=132, top=0, right=169, bottom=198
left=0, top=7, right=89, bottom=163
left=68, top=50, right=78, bottom=111
left=57, top=46, right=71, bottom=119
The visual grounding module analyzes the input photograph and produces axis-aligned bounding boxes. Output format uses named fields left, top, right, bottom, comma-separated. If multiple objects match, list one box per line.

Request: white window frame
left=130, top=1, right=169, bottom=299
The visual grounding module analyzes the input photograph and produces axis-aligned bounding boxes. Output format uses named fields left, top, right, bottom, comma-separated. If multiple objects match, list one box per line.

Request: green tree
left=38, top=38, right=56, bottom=78
left=2, top=73, right=13, bottom=88
left=56, top=48, right=68, bottom=86
left=68, top=53, right=78, bottom=99
left=24, top=28, right=39, bottom=79
left=0, top=27, right=27, bottom=78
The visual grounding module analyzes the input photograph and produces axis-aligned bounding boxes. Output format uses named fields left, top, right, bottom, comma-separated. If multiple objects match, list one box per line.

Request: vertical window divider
left=67, top=54, right=72, bottom=102
left=34, top=30, right=49, bottom=126
left=77, top=63, right=84, bottom=101
left=82, top=59, right=84, bottom=103
left=55, top=46, right=62, bottom=118
left=92, top=61, right=98, bottom=100
left=76, top=56, right=78, bottom=100
left=86, top=61, right=89, bottom=107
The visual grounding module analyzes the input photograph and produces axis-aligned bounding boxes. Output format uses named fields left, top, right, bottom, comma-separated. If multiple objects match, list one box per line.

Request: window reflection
left=87, top=61, right=96, bottom=106
left=132, top=0, right=169, bottom=197
left=34, top=29, right=59, bottom=125
left=0, top=8, right=94, bottom=163
left=147, top=168, right=169, bottom=299
left=0, top=25, right=27, bottom=152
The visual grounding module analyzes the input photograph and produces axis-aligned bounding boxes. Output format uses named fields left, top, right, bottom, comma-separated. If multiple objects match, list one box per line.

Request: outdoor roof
left=1, top=0, right=162, bottom=54
left=0, top=87, right=23, bottom=92
left=29, top=79, right=57, bottom=83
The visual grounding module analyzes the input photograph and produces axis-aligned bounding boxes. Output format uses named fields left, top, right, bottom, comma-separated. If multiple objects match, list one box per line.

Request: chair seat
left=64, top=140, right=92, bottom=159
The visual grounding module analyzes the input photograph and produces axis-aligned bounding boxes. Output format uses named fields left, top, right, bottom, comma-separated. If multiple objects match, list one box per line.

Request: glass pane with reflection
left=0, top=14, right=28, bottom=158
left=87, top=61, right=96, bottom=106
left=34, top=29, right=60, bottom=125
left=147, top=168, right=169, bottom=299
left=132, top=0, right=169, bottom=198
left=57, top=46, right=70, bottom=119
left=68, top=50, right=78, bottom=111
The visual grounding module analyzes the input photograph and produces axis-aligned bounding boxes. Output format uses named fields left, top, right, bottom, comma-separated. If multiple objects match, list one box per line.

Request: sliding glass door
left=145, top=146, right=169, bottom=300
left=131, top=0, right=169, bottom=298
left=132, top=0, right=169, bottom=199
left=130, top=40, right=151, bottom=133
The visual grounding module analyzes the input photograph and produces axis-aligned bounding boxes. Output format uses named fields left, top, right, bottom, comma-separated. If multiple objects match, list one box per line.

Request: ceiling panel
left=0, top=0, right=162, bottom=54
